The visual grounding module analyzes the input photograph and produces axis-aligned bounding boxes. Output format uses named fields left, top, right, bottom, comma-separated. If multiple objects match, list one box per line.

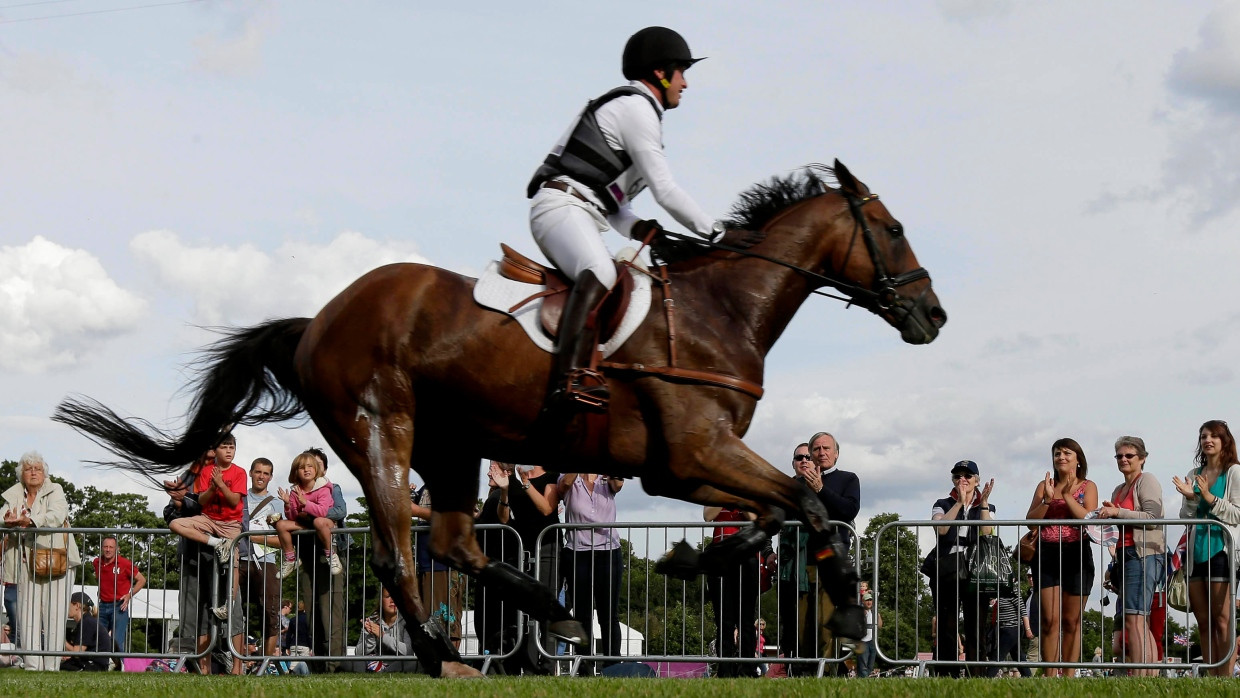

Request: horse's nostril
left=929, top=306, right=947, bottom=327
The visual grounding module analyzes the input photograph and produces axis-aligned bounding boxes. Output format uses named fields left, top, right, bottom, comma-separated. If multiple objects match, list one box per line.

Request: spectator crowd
left=0, top=419, right=1239, bottom=679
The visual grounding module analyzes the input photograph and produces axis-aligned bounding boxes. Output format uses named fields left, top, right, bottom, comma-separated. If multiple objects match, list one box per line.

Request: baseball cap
left=70, top=591, right=94, bottom=608
left=951, top=460, right=980, bottom=477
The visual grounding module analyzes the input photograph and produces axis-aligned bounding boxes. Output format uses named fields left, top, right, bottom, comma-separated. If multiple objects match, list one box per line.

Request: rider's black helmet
left=622, top=27, right=704, bottom=80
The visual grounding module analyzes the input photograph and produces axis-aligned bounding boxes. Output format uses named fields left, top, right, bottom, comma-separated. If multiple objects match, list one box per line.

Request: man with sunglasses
left=775, top=436, right=861, bottom=674
left=776, top=443, right=814, bottom=674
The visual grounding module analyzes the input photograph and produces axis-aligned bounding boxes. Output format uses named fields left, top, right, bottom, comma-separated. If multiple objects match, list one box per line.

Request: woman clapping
left=1171, top=420, right=1240, bottom=677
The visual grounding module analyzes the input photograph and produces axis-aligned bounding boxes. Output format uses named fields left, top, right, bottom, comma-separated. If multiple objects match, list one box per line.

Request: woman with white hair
left=1, top=451, right=81, bottom=671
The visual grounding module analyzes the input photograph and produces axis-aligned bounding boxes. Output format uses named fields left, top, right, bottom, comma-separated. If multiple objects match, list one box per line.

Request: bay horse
left=54, top=160, right=945, bottom=677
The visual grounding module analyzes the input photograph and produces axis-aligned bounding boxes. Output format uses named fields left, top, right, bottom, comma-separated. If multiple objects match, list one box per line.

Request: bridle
left=657, top=190, right=931, bottom=317
left=610, top=187, right=933, bottom=401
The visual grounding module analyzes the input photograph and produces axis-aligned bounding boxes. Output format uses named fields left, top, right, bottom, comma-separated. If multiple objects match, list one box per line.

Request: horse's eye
left=889, top=224, right=904, bottom=238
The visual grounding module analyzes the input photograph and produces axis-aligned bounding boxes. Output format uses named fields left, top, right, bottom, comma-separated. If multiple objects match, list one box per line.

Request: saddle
left=499, top=244, right=635, bottom=343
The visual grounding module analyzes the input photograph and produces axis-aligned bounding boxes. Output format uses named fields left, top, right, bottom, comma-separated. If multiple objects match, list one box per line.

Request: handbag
left=1167, top=566, right=1189, bottom=612
left=1018, top=529, right=1038, bottom=564
left=31, top=536, right=69, bottom=581
left=966, top=534, right=1016, bottom=597
left=27, top=520, right=70, bottom=581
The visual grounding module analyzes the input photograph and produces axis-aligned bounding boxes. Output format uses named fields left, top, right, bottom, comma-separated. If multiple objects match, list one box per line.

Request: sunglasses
left=793, top=454, right=812, bottom=462
left=951, top=472, right=974, bottom=481
left=1114, top=453, right=1141, bottom=461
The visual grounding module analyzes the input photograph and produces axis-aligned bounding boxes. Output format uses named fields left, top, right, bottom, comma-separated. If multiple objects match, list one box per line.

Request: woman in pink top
left=275, top=452, right=341, bottom=579
left=1026, top=437, right=1098, bottom=677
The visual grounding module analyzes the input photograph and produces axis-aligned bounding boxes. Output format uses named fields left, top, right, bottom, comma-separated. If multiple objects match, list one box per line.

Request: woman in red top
left=1026, top=438, right=1098, bottom=677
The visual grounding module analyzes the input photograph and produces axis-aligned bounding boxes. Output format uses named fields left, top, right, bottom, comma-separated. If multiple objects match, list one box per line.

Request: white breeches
left=530, top=188, right=618, bottom=289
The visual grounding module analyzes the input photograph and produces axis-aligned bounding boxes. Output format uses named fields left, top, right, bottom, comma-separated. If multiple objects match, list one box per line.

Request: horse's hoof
left=440, top=661, right=485, bottom=679
left=549, top=619, right=588, bottom=647
left=654, top=540, right=700, bottom=580
left=826, top=603, right=866, bottom=642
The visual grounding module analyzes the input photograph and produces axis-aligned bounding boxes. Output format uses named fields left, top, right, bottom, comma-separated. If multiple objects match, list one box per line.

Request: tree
left=859, top=512, right=934, bottom=665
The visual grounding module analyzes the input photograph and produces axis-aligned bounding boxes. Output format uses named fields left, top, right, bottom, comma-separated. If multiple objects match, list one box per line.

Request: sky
left=4, top=0, right=1240, bottom=557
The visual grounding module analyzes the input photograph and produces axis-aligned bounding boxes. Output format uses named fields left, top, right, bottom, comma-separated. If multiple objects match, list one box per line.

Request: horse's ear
left=833, top=159, right=862, bottom=195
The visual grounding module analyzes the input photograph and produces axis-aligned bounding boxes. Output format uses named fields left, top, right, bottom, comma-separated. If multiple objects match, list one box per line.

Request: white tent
left=77, top=585, right=180, bottom=622
left=461, top=610, right=644, bottom=657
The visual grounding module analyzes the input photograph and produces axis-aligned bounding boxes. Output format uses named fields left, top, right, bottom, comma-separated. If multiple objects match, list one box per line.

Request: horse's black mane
left=650, top=164, right=836, bottom=265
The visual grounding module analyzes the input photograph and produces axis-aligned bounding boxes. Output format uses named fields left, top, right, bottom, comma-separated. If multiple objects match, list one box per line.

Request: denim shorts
left=1116, top=547, right=1164, bottom=616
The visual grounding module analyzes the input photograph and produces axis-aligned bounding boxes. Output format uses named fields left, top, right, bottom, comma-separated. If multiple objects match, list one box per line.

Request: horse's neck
left=675, top=252, right=813, bottom=357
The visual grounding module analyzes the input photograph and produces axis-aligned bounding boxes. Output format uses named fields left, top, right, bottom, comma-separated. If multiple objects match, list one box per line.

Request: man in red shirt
left=92, top=536, right=146, bottom=652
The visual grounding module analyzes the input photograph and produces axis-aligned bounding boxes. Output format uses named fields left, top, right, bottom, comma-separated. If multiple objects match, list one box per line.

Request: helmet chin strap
left=649, top=70, right=672, bottom=109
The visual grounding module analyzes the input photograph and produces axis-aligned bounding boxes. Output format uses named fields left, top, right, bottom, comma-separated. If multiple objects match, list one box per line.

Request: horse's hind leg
left=418, top=450, right=588, bottom=649
left=320, top=409, right=482, bottom=679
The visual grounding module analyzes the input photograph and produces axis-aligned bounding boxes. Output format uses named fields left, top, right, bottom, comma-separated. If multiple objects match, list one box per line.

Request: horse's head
left=814, top=160, right=947, bottom=344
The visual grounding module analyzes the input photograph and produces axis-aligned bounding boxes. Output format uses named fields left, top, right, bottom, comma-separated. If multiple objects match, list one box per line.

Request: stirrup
left=562, top=368, right=609, bottom=411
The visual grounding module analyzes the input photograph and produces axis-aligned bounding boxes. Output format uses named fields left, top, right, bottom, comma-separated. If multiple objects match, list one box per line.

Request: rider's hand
left=631, top=218, right=664, bottom=242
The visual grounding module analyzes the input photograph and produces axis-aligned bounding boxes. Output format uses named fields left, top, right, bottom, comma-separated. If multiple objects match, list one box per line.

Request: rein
left=598, top=190, right=931, bottom=402
left=659, top=191, right=930, bottom=314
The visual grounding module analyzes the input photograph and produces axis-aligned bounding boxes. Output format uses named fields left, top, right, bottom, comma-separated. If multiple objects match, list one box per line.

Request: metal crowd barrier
left=872, top=518, right=1235, bottom=678
left=217, top=524, right=526, bottom=675
left=531, top=520, right=862, bottom=677
left=0, top=524, right=526, bottom=674
left=0, top=526, right=219, bottom=670
left=15, top=517, right=1226, bottom=678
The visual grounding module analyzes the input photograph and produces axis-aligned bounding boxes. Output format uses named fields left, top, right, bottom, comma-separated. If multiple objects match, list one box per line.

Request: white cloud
left=1167, top=5, right=1240, bottom=111
left=0, top=236, right=146, bottom=373
left=129, top=229, right=430, bottom=324
left=1156, top=6, right=1240, bottom=226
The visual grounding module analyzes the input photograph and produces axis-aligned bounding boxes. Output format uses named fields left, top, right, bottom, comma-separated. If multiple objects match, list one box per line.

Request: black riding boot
left=550, top=269, right=610, bottom=411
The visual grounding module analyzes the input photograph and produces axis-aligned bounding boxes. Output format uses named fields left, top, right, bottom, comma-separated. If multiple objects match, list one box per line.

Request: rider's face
left=659, top=68, right=688, bottom=109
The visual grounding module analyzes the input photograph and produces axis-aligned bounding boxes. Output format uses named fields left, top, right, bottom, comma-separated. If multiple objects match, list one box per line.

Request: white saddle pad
left=472, top=249, right=651, bottom=357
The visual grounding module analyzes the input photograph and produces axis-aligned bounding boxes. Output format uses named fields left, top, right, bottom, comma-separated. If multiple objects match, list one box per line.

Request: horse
left=54, top=160, right=946, bottom=677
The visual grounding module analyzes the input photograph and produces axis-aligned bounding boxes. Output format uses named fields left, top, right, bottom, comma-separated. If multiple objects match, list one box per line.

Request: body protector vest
left=527, top=86, right=662, bottom=214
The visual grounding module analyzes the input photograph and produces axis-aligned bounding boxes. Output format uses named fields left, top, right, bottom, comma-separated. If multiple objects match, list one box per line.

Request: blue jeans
left=856, top=639, right=877, bottom=678
left=3, top=584, right=17, bottom=645
left=97, top=600, right=129, bottom=651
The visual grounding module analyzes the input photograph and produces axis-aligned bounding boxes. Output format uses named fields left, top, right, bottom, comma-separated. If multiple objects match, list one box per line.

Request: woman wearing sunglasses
left=930, top=460, right=994, bottom=676
left=1098, top=436, right=1163, bottom=675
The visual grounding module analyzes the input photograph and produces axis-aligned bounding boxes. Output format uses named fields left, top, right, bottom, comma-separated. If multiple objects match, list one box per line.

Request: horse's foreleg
left=665, top=435, right=865, bottom=641
left=644, top=478, right=781, bottom=578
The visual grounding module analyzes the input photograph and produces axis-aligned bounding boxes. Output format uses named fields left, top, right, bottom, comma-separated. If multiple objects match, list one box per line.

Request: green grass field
left=1, top=674, right=1238, bottom=697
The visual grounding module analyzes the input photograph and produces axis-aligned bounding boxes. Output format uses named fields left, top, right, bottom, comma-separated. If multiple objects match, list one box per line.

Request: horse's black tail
left=52, top=318, right=312, bottom=485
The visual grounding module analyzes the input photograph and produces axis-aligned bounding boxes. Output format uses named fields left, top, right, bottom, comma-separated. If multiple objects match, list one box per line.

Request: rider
left=527, top=26, right=725, bottom=410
